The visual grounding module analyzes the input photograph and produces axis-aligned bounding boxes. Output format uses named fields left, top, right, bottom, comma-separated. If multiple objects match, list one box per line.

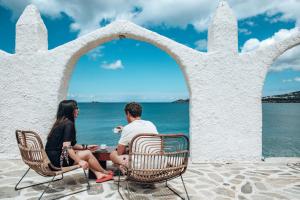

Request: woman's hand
left=87, top=145, right=98, bottom=151
left=79, top=160, right=89, bottom=169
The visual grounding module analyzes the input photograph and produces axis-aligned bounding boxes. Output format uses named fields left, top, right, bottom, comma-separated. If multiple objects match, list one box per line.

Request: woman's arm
left=73, top=144, right=98, bottom=151
left=73, top=144, right=85, bottom=150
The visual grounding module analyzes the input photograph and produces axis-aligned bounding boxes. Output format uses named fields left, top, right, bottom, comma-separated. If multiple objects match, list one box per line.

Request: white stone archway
left=0, top=2, right=300, bottom=162
left=54, top=20, right=194, bottom=103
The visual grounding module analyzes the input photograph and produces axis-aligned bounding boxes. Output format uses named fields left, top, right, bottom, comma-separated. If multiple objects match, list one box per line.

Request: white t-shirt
left=118, top=119, right=158, bottom=146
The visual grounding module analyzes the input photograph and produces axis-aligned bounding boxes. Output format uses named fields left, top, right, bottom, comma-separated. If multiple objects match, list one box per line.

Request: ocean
left=262, top=103, right=300, bottom=157
left=75, top=103, right=300, bottom=157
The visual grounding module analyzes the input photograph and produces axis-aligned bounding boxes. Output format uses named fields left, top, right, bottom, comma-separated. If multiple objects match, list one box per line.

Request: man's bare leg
left=110, top=150, right=124, bottom=165
left=110, top=150, right=128, bottom=174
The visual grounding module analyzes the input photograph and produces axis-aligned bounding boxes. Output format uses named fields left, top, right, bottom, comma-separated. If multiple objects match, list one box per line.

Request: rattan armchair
left=15, top=130, right=90, bottom=200
left=117, top=133, right=190, bottom=200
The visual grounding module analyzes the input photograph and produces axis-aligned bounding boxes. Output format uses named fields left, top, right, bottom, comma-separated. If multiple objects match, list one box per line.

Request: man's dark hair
left=124, top=102, right=142, bottom=117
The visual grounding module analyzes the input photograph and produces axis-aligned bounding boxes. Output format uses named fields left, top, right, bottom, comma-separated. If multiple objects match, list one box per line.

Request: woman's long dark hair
left=48, top=100, right=78, bottom=139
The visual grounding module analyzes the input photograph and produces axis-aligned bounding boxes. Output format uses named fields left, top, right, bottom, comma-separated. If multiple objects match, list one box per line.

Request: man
left=110, top=102, right=158, bottom=167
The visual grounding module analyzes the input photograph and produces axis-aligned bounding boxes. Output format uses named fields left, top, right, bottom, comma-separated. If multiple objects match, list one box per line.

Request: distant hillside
left=262, top=91, right=300, bottom=103
left=172, top=91, right=300, bottom=103
left=173, top=99, right=189, bottom=103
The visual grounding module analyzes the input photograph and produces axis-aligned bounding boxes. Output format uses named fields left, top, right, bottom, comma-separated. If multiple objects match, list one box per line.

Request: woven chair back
left=15, top=130, right=56, bottom=176
left=128, top=134, right=189, bottom=183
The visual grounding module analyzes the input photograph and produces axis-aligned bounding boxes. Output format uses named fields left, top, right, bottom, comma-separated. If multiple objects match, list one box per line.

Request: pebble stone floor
left=0, top=159, right=300, bottom=200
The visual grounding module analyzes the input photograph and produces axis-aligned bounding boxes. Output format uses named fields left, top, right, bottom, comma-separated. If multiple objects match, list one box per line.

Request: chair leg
left=38, top=176, right=56, bottom=200
left=165, top=176, right=190, bottom=200
left=15, top=168, right=63, bottom=191
left=15, top=168, right=30, bottom=190
left=83, top=169, right=90, bottom=189
left=180, top=175, right=190, bottom=200
left=125, top=179, right=130, bottom=199
left=117, top=172, right=125, bottom=200
left=41, top=170, right=91, bottom=200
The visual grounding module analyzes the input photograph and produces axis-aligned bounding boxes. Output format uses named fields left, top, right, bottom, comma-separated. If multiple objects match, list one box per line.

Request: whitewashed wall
left=0, top=2, right=299, bottom=162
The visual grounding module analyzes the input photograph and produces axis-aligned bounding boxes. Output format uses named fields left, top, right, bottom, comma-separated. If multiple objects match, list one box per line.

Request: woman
left=45, top=100, right=113, bottom=182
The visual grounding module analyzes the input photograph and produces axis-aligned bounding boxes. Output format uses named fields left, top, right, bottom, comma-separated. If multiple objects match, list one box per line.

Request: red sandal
left=107, top=170, right=114, bottom=176
left=96, top=174, right=113, bottom=183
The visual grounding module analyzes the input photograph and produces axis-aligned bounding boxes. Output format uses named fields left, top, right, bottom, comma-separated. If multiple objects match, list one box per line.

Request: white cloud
left=194, top=39, right=207, bottom=51
left=132, top=0, right=216, bottom=31
left=86, top=46, right=104, bottom=61
left=283, top=77, right=300, bottom=83
left=0, top=0, right=136, bottom=35
left=282, top=79, right=293, bottom=83
left=242, top=28, right=299, bottom=53
left=271, top=46, right=300, bottom=72
left=294, top=77, right=300, bottom=82
left=245, top=21, right=255, bottom=26
left=70, top=22, right=80, bottom=32
left=0, top=0, right=30, bottom=19
left=101, top=59, right=123, bottom=70
left=239, top=28, right=251, bottom=35
left=241, top=38, right=260, bottom=53
left=1, top=0, right=300, bottom=35
left=1, top=0, right=299, bottom=72
left=241, top=27, right=300, bottom=71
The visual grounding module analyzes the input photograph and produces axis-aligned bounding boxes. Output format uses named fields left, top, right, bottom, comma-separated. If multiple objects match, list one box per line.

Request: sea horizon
left=75, top=102, right=300, bottom=157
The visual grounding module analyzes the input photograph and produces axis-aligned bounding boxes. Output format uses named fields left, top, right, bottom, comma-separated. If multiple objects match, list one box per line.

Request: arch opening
left=262, top=46, right=300, bottom=158
left=65, top=37, right=190, bottom=146
left=56, top=21, right=193, bottom=100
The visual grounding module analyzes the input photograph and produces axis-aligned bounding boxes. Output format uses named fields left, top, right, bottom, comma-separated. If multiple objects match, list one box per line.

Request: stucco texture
left=0, top=2, right=300, bottom=162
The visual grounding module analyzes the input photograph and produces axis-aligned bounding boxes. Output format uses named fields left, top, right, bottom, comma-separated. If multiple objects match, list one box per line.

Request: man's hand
left=113, top=126, right=123, bottom=134
left=79, top=160, right=89, bottom=169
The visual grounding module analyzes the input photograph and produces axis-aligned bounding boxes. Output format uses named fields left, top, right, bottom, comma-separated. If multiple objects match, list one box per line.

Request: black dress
left=45, top=119, right=77, bottom=167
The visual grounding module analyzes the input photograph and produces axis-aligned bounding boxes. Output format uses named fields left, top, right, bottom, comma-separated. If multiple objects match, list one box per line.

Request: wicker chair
left=15, top=130, right=90, bottom=200
left=117, top=133, right=190, bottom=200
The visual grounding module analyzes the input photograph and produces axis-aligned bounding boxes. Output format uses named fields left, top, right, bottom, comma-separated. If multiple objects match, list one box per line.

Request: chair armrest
left=61, top=164, right=81, bottom=173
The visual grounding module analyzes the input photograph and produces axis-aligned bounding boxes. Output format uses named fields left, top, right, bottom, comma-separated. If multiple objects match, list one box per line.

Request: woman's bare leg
left=76, top=150, right=109, bottom=179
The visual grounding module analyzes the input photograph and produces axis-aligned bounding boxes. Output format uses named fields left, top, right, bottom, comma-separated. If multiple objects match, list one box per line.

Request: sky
left=0, top=0, right=300, bottom=102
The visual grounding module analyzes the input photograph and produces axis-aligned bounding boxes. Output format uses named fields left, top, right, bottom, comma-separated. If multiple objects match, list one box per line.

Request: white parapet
left=0, top=2, right=300, bottom=162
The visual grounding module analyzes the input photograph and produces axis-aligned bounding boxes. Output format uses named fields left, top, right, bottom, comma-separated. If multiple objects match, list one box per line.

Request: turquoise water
left=76, top=103, right=300, bottom=157
left=76, top=103, right=189, bottom=146
left=262, top=103, right=300, bottom=157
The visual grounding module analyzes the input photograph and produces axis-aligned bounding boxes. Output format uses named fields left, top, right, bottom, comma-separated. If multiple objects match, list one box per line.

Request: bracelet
left=62, top=146, right=73, bottom=150
left=82, top=144, right=87, bottom=150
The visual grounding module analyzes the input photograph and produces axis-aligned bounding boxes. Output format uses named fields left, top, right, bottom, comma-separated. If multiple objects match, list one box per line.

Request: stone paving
left=0, top=159, right=300, bottom=200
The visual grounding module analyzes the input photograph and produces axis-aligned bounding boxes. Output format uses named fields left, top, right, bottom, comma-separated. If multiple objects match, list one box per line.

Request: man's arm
left=117, top=144, right=127, bottom=155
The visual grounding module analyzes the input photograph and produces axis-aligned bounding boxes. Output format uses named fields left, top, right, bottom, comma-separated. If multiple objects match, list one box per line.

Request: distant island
left=262, top=91, right=300, bottom=103
left=172, top=99, right=189, bottom=103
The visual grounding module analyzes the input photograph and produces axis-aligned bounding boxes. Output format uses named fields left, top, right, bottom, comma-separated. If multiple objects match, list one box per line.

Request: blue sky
left=0, top=0, right=300, bottom=102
